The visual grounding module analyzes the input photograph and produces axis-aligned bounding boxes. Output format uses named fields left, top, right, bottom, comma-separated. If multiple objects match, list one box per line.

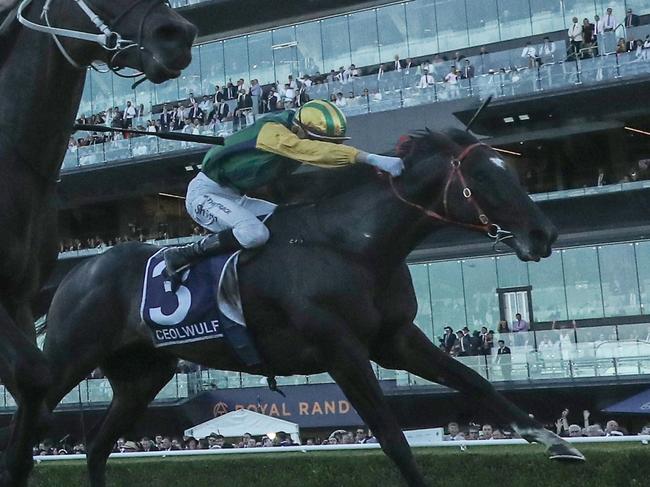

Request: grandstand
left=13, top=0, right=650, bottom=449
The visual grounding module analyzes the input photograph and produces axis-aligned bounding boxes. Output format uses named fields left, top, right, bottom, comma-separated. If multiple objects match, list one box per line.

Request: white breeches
left=186, top=172, right=277, bottom=248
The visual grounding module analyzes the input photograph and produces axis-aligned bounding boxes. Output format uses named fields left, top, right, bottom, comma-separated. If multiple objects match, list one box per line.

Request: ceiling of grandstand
left=179, top=0, right=403, bottom=40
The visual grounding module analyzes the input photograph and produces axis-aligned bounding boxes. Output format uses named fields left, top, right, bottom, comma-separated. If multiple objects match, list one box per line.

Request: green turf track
left=28, top=443, right=650, bottom=487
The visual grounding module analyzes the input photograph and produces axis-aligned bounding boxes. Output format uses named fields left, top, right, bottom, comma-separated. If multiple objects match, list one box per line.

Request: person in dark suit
left=215, top=101, right=229, bottom=121
left=461, top=58, right=475, bottom=79
left=224, top=82, right=237, bottom=100
left=267, top=89, right=280, bottom=112
left=159, top=104, right=173, bottom=132
left=214, top=85, right=223, bottom=104
left=625, top=8, right=640, bottom=28
left=456, top=330, right=470, bottom=357
left=187, top=102, right=203, bottom=122
left=440, top=326, right=456, bottom=353
left=496, top=340, right=512, bottom=380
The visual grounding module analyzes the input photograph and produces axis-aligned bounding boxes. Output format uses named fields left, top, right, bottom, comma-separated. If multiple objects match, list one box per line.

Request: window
left=321, top=16, right=352, bottom=73
left=224, top=36, right=249, bottom=84
left=598, top=244, right=641, bottom=316
left=405, top=0, right=439, bottom=58
left=562, top=247, right=604, bottom=319
left=434, top=0, right=470, bottom=52
left=409, top=264, right=434, bottom=339
left=563, top=0, right=597, bottom=29
left=496, top=254, right=529, bottom=288
left=177, top=45, right=202, bottom=98
left=247, top=31, right=274, bottom=87
left=466, top=0, right=499, bottom=46
left=78, top=71, right=93, bottom=117
left=199, top=41, right=225, bottom=95
left=377, top=4, right=409, bottom=62
left=461, top=257, right=499, bottom=328
left=296, top=21, right=324, bottom=76
left=497, top=0, right=532, bottom=40
left=529, top=0, right=564, bottom=34
left=348, top=10, right=380, bottom=68
left=635, top=241, right=650, bottom=314
left=428, top=261, right=466, bottom=333
left=154, top=78, right=180, bottom=105
left=89, top=69, right=114, bottom=114
left=528, top=251, right=568, bottom=322
left=272, top=27, right=298, bottom=83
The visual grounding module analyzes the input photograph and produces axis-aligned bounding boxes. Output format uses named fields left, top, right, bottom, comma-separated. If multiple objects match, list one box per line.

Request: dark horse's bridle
left=17, top=0, right=173, bottom=81
left=387, top=142, right=514, bottom=249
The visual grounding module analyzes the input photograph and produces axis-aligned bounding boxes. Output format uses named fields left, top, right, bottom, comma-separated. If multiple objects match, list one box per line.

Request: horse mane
left=263, top=128, right=480, bottom=206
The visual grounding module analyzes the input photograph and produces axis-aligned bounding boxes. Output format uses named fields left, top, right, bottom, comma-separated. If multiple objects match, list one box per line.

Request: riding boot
left=163, top=229, right=242, bottom=285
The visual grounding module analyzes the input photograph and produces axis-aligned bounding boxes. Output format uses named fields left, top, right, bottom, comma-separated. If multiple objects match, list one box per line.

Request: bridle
left=17, top=0, right=171, bottom=82
left=387, top=142, right=514, bottom=249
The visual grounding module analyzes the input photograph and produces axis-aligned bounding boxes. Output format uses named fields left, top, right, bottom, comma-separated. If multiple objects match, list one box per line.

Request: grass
left=29, top=443, right=650, bottom=487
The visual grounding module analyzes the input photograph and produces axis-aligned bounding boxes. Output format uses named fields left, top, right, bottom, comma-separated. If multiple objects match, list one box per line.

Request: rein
left=386, top=142, right=514, bottom=248
left=17, top=0, right=171, bottom=84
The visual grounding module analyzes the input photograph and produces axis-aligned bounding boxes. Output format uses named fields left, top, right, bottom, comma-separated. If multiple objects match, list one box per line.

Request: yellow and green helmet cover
left=293, top=99, right=350, bottom=141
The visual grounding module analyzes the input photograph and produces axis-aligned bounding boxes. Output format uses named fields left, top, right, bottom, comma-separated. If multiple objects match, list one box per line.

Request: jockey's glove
left=358, top=152, right=405, bottom=177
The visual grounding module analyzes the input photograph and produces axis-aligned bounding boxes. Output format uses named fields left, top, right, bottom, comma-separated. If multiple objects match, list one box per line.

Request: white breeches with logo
left=185, top=172, right=276, bottom=248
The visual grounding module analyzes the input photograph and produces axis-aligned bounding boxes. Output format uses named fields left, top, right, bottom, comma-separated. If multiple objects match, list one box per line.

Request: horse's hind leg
left=86, top=349, right=176, bottom=487
left=0, top=302, right=51, bottom=487
left=372, top=323, right=584, bottom=461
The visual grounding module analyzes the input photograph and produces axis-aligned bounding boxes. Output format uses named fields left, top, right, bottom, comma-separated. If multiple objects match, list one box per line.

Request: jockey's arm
left=256, top=122, right=404, bottom=176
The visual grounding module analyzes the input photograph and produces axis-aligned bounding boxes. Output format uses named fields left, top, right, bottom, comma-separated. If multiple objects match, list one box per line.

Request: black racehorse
left=0, top=0, right=195, bottom=484
left=38, top=129, right=583, bottom=487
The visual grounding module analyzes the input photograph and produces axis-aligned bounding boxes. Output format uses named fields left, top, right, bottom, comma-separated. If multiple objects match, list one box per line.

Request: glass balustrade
left=64, top=42, right=650, bottom=172
left=1, top=322, right=649, bottom=410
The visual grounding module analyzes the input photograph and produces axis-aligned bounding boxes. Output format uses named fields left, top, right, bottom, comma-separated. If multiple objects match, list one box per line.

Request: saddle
left=140, top=248, right=262, bottom=367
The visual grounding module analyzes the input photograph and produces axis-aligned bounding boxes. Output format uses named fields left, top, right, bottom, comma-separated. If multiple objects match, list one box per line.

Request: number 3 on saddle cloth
left=140, top=248, right=262, bottom=367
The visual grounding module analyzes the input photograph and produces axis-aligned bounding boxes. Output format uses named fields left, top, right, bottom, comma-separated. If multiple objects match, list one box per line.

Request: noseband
left=17, top=0, right=169, bottom=79
left=387, top=142, right=514, bottom=249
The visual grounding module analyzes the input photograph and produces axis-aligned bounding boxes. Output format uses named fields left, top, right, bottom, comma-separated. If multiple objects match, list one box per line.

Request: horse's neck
left=0, top=24, right=85, bottom=175
left=313, top=162, right=447, bottom=265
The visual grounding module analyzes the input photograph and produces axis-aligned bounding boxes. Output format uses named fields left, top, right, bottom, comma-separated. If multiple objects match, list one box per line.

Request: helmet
left=293, top=100, right=350, bottom=141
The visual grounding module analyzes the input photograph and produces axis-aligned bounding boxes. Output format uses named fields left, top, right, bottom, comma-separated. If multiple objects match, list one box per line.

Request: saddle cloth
left=140, top=248, right=246, bottom=348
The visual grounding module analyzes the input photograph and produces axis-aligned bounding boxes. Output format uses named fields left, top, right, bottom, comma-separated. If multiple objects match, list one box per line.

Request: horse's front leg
left=0, top=301, right=52, bottom=487
left=293, top=305, right=428, bottom=487
left=372, top=323, right=584, bottom=461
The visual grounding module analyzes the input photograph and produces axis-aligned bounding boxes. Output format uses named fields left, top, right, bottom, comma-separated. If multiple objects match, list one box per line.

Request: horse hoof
left=548, top=444, right=585, bottom=462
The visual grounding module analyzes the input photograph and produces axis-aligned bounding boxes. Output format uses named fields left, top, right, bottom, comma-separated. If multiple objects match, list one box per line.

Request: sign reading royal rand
left=186, top=382, right=365, bottom=428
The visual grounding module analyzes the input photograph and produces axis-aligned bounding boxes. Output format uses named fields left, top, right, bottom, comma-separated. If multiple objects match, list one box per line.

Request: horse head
left=18, top=0, right=196, bottom=83
left=398, top=128, right=557, bottom=262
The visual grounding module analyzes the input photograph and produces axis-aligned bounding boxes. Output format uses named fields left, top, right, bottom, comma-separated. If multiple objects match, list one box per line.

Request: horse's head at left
left=440, top=129, right=557, bottom=262
left=21, top=0, right=197, bottom=82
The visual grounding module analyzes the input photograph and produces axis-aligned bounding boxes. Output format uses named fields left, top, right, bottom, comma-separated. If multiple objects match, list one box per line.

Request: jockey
left=164, top=99, right=404, bottom=281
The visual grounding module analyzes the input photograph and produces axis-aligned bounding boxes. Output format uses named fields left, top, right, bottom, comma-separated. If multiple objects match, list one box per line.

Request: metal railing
left=0, top=323, right=649, bottom=410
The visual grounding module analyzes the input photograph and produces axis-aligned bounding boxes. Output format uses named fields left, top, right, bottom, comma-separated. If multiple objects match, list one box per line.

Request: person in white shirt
left=287, top=75, right=298, bottom=90
left=521, top=41, right=537, bottom=67
left=568, top=17, right=583, bottom=59
left=419, top=60, right=432, bottom=75
left=417, top=69, right=434, bottom=88
left=602, top=8, right=617, bottom=32
left=443, top=66, right=459, bottom=99
left=539, top=37, right=556, bottom=64
left=334, top=91, right=347, bottom=108
left=282, top=83, right=295, bottom=109
left=123, top=101, right=137, bottom=128
left=349, top=64, right=359, bottom=77
left=301, top=75, right=313, bottom=88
